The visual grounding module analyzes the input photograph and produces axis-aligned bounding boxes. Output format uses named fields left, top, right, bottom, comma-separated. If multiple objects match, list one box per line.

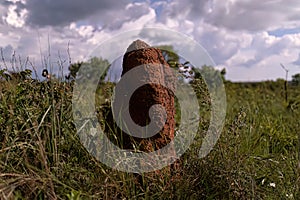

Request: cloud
left=216, top=0, right=300, bottom=31
left=221, top=31, right=300, bottom=80
left=2, top=2, right=28, bottom=28
left=0, top=1, right=158, bottom=77
left=101, top=2, right=153, bottom=30
left=155, top=0, right=300, bottom=61
left=292, top=53, right=300, bottom=66
left=224, top=53, right=300, bottom=81
left=0, top=44, right=14, bottom=62
left=194, top=24, right=251, bottom=65
left=0, top=0, right=131, bottom=27
left=1, top=0, right=300, bottom=82
left=159, top=0, right=300, bottom=32
left=1, top=0, right=155, bottom=31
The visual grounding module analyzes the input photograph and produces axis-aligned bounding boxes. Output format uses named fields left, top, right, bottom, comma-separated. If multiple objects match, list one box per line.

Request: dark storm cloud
left=22, top=0, right=129, bottom=27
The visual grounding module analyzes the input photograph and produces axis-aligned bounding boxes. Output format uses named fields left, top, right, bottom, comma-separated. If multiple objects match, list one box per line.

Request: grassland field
left=0, top=71, right=299, bottom=199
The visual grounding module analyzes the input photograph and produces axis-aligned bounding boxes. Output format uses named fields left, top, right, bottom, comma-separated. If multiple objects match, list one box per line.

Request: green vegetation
left=292, top=73, right=300, bottom=86
left=0, top=57, right=299, bottom=199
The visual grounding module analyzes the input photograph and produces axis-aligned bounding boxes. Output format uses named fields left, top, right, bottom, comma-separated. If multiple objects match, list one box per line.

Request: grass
left=0, top=65, right=299, bottom=199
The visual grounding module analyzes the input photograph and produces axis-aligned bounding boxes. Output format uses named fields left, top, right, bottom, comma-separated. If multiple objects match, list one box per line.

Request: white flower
left=269, top=182, right=276, bottom=188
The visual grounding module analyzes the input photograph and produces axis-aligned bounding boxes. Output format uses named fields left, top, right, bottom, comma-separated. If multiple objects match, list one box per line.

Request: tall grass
left=0, top=55, right=299, bottom=199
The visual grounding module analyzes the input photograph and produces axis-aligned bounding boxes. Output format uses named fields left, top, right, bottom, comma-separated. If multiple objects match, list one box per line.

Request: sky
left=1, top=0, right=300, bottom=81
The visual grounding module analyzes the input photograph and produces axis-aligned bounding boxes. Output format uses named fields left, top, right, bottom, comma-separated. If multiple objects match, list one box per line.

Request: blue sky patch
left=268, top=27, right=300, bottom=37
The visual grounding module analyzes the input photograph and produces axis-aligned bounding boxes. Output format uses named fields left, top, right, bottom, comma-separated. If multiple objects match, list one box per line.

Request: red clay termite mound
left=113, top=40, right=176, bottom=152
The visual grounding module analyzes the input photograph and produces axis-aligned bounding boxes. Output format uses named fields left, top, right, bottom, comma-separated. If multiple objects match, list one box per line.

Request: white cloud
left=70, top=23, right=95, bottom=38
left=3, top=4, right=28, bottom=28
